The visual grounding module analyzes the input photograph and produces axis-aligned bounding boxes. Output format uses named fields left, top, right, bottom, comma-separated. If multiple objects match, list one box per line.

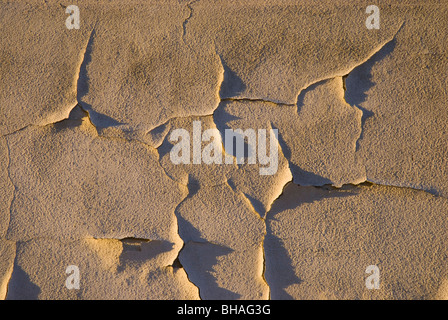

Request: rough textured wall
left=1, top=0, right=448, bottom=300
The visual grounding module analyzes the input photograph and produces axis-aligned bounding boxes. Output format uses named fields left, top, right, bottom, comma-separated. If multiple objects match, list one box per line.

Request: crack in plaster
left=182, top=0, right=200, bottom=45
left=4, top=139, right=14, bottom=239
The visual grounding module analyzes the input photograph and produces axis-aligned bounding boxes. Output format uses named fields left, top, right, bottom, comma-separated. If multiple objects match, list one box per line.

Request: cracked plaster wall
left=1, top=0, right=448, bottom=300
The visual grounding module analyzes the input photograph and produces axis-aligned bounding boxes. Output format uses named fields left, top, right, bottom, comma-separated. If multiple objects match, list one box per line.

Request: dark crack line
left=182, top=0, right=200, bottom=45
left=225, top=179, right=264, bottom=219
left=4, top=138, right=16, bottom=241
left=1, top=126, right=31, bottom=139
left=221, top=97, right=295, bottom=107
left=3, top=244, right=16, bottom=300
left=261, top=235, right=271, bottom=300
